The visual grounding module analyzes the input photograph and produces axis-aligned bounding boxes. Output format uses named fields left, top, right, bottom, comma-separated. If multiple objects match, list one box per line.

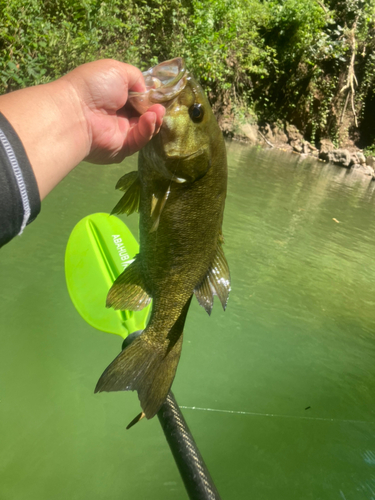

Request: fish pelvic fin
left=150, top=187, right=170, bottom=233
left=95, top=297, right=192, bottom=419
left=106, top=257, right=151, bottom=311
left=111, top=171, right=141, bottom=216
left=194, top=243, right=231, bottom=315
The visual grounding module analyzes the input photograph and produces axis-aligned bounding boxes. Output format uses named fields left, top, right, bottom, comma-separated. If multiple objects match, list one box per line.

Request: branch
left=315, top=0, right=327, bottom=13
left=258, top=130, right=274, bottom=148
left=340, top=20, right=358, bottom=127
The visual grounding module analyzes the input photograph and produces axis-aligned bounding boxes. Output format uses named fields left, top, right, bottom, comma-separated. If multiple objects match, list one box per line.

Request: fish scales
left=95, top=58, right=230, bottom=423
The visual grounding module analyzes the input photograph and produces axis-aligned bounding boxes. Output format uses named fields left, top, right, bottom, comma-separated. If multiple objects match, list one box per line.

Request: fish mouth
left=128, top=58, right=187, bottom=114
left=164, top=147, right=208, bottom=162
left=163, top=147, right=210, bottom=184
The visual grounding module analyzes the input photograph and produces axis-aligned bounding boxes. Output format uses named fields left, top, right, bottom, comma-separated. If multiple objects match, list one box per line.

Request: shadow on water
left=1, top=143, right=375, bottom=499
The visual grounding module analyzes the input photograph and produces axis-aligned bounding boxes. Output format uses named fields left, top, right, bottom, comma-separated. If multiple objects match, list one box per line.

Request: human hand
left=0, top=58, right=164, bottom=200
left=62, top=59, right=165, bottom=164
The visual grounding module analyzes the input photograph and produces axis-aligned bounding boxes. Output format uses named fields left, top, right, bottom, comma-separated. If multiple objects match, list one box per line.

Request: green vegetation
left=1, top=0, right=375, bottom=147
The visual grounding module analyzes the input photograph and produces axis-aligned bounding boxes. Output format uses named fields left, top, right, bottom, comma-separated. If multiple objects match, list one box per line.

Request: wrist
left=0, top=78, right=91, bottom=199
left=45, top=77, right=91, bottom=162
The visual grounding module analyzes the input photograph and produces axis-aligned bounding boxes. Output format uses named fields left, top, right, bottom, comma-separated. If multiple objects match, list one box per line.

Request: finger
left=125, top=105, right=166, bottom=156
left=66, top=59, right=147, bottom=112
left=123, top=112, right=157, bottom=157
left=138, top=111, right=157, bottom=138
left=127, top=105, right=165, bottom=133
left=117, top=101, right=141, bottom=120
left=147, top=104, right=165, bottom=133
left=122, top=62, right=147, bottom=93
left=125, top=105, right=165, bottom=150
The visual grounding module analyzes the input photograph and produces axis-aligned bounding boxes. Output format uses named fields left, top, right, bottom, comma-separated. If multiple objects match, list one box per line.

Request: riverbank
left=220, top=115, right=375, bottom=179
left=2, top=0, right=375, bottom=158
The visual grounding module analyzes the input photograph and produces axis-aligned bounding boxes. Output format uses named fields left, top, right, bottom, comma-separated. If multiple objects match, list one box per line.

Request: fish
left=94, top=58, right=230, bottom=422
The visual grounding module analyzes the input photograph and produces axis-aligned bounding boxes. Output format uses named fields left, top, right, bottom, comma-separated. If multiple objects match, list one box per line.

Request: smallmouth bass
left=95, top=58, right=230, bottom=422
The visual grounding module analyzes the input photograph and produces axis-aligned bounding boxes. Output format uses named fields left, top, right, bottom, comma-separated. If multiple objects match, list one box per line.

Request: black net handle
left=123, top=333, right=222, bottom=499
left=158, top=391, right=222, bottom=500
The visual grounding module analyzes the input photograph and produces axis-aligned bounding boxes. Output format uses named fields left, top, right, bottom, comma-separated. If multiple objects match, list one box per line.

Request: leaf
left=7, top=61, right=17, bottom=70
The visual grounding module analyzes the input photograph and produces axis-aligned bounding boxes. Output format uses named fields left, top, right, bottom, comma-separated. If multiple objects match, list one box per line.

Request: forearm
left=0, top=59, right=164, bottom=245
left=0, top=78, right=88, bottom=200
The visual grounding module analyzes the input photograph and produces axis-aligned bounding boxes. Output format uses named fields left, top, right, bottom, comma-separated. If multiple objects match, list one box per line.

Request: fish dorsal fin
left=106, top=257, right=151, bottom=311
left=150, top=187, right=171, bottom=233
left=194, top=243, right=231, bottom=315
left=111, top=171, right=141, bottom=216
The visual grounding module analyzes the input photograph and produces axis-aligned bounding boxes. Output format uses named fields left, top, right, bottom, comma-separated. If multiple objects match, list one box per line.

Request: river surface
left=1, top=143, right=375, bottom=500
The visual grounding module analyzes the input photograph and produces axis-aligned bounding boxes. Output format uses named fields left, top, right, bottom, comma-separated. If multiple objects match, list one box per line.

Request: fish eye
left=189, top=103, right=204, bottom=122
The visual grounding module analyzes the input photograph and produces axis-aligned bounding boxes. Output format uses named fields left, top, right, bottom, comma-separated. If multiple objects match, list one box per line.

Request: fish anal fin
left=111, top=171, right=141, bottom=216
left=126, top=412, right=145, bottom=430
left=106, top=257, right=151, bottom=311
left=194, top=243, right=231, bottom=314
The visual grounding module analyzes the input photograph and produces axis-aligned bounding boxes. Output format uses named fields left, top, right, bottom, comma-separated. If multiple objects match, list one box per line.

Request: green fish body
left=95, top=59, right=230, bottom=420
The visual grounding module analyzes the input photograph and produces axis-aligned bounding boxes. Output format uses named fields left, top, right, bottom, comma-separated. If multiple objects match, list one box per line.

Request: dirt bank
left=219, top=115, right=375, bottom=179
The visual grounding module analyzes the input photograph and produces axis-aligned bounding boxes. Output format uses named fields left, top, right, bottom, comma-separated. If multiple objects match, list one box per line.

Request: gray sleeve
left=0, top=112, right=41, bottom=248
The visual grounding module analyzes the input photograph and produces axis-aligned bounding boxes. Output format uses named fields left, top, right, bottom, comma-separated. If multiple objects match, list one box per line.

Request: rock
left=238, top=123, right=259, bottom=144
left=318, top=138, right=335, bottom=155
left=319, top=149, right=352, bottom=167
left=366, top=156, right=375, bottom=167
left=302, top=141, right=318, bottom=156
left=259, top=123, right=274, bottom=140
left=350, top=152, right=366, bottom=166
left=219, top=117, right=234, bottom=135
left=351, top=163, right=374, bottom=176
left=293, top=143, right=303, bottom=153
left=319, top=151, right=329, bottom=162
left=272, top=125, right=288, bottom=145
left=258, top=123, right=276, bottom=146
left=358, top=152, right=366, bottom=165
left=285, top=123, right=303, bottom=144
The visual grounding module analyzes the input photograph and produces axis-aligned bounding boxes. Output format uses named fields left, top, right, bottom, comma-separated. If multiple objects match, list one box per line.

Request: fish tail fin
left=95, top=297, right=192, bottom=419
left=95, top=330, right=183, bottom=419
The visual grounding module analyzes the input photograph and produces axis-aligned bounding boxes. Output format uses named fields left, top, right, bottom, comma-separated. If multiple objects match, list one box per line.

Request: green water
left=1, top=143, right=375, bottom=499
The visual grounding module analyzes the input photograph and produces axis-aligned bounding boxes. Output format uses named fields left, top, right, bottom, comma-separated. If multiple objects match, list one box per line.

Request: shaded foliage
left=1, top=0, right=375, bottom=146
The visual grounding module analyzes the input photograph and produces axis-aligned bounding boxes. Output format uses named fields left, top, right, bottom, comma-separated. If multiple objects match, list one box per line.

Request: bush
left=1, top=0, right=375, bottom=146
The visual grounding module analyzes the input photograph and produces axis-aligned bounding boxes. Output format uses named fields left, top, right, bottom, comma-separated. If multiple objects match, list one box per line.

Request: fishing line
left=180, top=405, right=375, bottom=425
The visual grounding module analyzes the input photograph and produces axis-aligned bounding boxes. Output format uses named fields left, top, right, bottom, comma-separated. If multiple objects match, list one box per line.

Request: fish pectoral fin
left=194, top=243, right=231, bottom=315
left=111, top=171, right=141, bottom=216
left=106, top=257, right=151, bottom=311
left=115, top=170, right=138, bottom=192
left=150, top=188, right=170, bottom=233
